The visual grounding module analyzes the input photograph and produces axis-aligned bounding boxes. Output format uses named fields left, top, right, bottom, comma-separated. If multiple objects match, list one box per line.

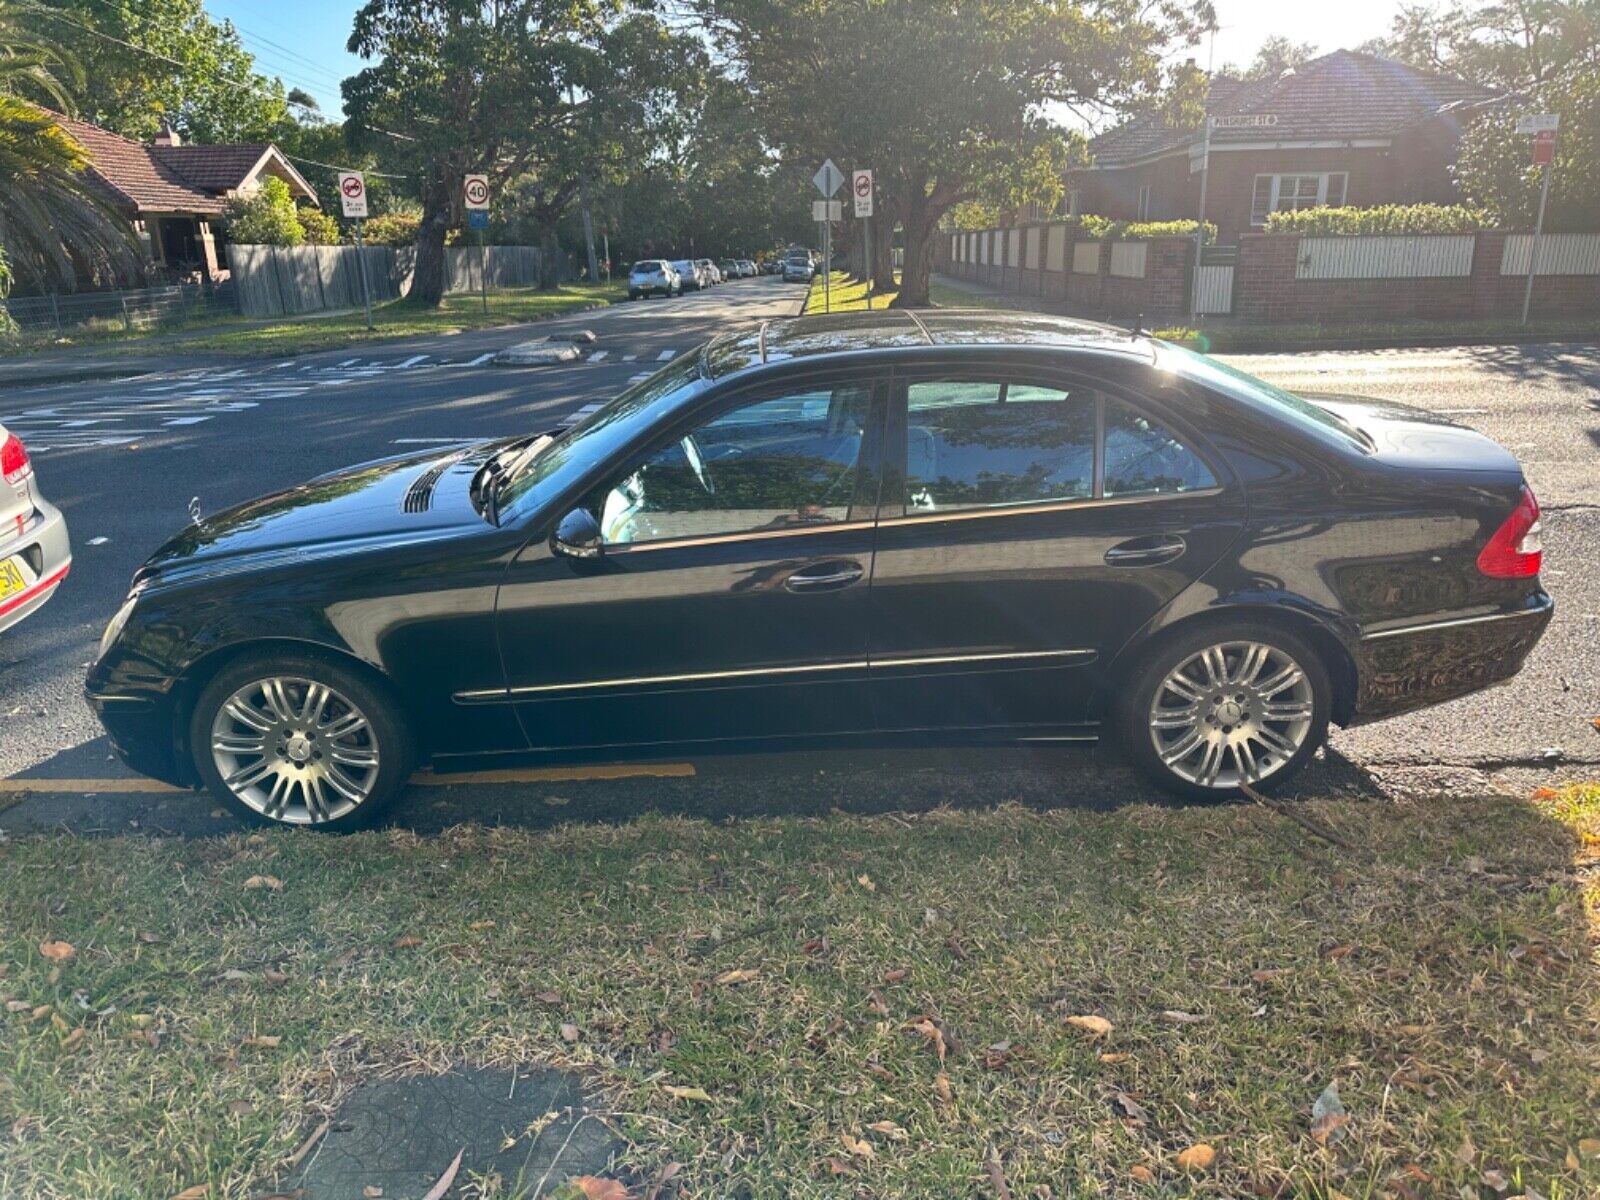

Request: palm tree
left=0, top=1, right=142, bottom=292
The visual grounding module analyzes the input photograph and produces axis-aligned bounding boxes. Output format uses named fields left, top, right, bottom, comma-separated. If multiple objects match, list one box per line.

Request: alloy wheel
left=1148, top=640, right=1315, bottom=788
left=209, top=676, right=380, bottom=825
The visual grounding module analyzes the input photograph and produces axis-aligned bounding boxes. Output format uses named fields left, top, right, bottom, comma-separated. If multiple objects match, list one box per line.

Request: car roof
left=702, top=309, right=1155, bottom=379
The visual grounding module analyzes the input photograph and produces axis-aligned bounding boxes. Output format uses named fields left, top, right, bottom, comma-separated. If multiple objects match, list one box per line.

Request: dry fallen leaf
left=856, top=873, right=876, bottom=892
left=714, top=968, right=759, bottom=986
left=241, top=1035, right=281, bottom=1049
left=531, top=990, right=561, bottom=1005
left=882, top=967, right=909, bottom=984
left=469, top=920, right=495, bottom=931
left=363, top=1188, right=383, bottom=1198
left=910, top=1017, right=947, bottom=1062
left=262, top=970, right=290, bottom=987
left=420, top=1148, right=464, bottom=1200
left=227, top=1101, right=255, bottom=1116
left=1111, top=1093, right=1149, bottom=1124
left=392, top=935, right=423, bottom=949
left=1129, top=1165, right=1155, bottom=1184
left=824, top=1157, right=857, bottom=1176
left=1161, top=1010, right=1208, bottom=1024
left=866, top=1119, right=907, bottom=1140
left=1099, top=1052, right=1132, bottom=1065
left=572, top=1178, right=630, bottom=1200
left=242, top=875, right=283, bottom=892
left=933, top=1072, right=953, bottom=1106
left=559, top=1023, right=580, bottom=1043
left=1175, top=1143, right=1216, bottom=1171
left=1250, top=968, right=1291, bottom=984
left=840, top=1133, right=875, bottom=1160
left=1575, top=1138, right=1600, bottom=1157
left=1065, top=1014, right=1113, bottom=1038
left=170, top=1187, right=209, bottom=1200
left=661, top=1084, right=712, bottom=1103
left=39, top=940, right=76, bottom=963
left=1324, top=944, right=1355, bottom=960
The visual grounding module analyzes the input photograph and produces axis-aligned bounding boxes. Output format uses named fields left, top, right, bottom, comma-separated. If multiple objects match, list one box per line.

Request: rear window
left=1155, top=342, right=1368, bottom=451
left=631, top=261, right=660, bottom=273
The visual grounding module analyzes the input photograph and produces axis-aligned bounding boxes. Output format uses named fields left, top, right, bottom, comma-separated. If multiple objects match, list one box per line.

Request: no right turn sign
left=337, top=171, right=368, bottom=219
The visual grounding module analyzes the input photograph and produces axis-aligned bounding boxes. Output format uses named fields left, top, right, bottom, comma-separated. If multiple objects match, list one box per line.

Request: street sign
left=812, top=199, right=843, bottom=221
left=463, top=173, right=490, bottom=210
left=852, top=169, right=873, bottom=218
left=1533, top=129, right=1557, bottom=165
left=467, top=208, right=490, bottom=230
left=1517, top=113, right=1559, bottom=135
left=813, top=159, right=844, bottom=198
left=1210, top=114, right=1278, bottom=129
left=337, top=171, right=368, bottom=219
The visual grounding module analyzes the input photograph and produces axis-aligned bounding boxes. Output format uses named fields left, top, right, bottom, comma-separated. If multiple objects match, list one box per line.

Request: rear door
left=867, top=361, right=1246, bottom=735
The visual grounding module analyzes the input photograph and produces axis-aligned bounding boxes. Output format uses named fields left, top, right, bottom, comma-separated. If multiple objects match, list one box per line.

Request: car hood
left=1305, top=393, right=1522, bottom=477
left=136, top=441, right=510, bottom=583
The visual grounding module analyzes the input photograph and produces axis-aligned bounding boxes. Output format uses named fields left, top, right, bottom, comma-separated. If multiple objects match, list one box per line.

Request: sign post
left=853, top=169, right=874, bottom=309
left=1517, top=115, right=1559, bottom=325
left=1189, top=119, right=1215, bottom=323
left=338, top=171, right=373, bottom=330
left=814, top=159, right=845, bottom=313
left=463, top=173, right=491, bottom=316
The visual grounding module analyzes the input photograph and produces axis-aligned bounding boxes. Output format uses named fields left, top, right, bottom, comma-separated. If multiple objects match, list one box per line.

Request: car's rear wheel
left=190, top=652, right=413, bottom=830
left=1120, top=622, right=1329, bottom=800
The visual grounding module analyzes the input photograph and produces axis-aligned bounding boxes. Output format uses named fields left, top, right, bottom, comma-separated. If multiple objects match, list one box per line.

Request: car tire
left=1118, top=620, right=1330, bottom=801
left=189, top=650, right=415, bottom=831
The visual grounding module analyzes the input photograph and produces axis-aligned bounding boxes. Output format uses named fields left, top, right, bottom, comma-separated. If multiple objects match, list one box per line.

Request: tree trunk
left=537, top=219, right=561, bottom=290
left=410, top=179, right=453, bottom=308
left=890, top=188, right=936, bottom=308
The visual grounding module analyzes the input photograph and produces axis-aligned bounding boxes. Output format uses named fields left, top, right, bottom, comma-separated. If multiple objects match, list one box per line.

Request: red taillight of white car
left=1477, top=485, right=1543, bottom=579
left=1, top=432, right=32, bottom=486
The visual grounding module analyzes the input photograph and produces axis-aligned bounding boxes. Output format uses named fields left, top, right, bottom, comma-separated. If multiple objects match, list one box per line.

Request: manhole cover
left=290, top=1065, right=620, bottom=1199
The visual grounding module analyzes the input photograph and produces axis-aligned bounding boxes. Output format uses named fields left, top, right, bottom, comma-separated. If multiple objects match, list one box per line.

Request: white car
left=0, top=423, right=71, bottom=633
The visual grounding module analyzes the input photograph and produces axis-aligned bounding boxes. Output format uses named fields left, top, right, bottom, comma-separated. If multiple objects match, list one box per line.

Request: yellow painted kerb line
left=0, top=762, right=697, bottom=795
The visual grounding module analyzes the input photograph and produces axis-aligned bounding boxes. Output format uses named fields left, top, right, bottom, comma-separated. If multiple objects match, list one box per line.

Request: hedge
left=1050, top=215, right=1216, bottom=244
left=1264, top=204, right=1495, bottom=236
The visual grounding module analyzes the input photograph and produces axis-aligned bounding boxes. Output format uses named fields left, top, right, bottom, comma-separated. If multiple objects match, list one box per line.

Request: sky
left=206, top=0, right=1407, bottom=123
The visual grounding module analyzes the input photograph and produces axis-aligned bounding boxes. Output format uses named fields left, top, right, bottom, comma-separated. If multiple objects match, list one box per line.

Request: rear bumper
left=1347, top=592, right=1554, bottom=724
left=0, top=497, right=70, bottom=634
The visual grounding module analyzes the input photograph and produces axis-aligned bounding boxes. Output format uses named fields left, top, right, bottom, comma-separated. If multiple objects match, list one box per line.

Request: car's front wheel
left=190, top=651, right=414, bottom=830
left=1120, top=622, right=1330, bottom=800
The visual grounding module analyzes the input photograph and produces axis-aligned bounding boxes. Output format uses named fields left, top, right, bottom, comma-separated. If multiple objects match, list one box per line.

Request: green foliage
left=1456, top=72, right=1600, bottom=231
left=0, top=245, right=13, bottom=337
left=1219, top=35, right=1318, bottom=82
left=360, top=211, right=421, bottom=247
left=1059, top=215, right=1217, bottom=243
left=26, top=0, right=294, bottom=143
left=1264, top=204, right=1496, bottom=235
left=224, top=177, right=303, bottom=246
left=296, top=206, right=340, bottom=245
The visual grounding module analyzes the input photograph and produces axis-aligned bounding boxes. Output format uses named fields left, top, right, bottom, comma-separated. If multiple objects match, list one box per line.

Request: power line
left=282, top=151, right=412, bottom=180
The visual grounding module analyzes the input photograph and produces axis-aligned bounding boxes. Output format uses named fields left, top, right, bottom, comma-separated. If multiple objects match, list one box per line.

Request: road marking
left=628, top=373, right=652, bottom=383
left=338, top=358, right=360, bottom=367
left=463, top=352, right=495, bottom=366
left=622, top=354, right=638, bottom=362
left=588, top=350, right=608, bottom=362
left=0, top=761, right=697, bottom=797
left=163, top=416, right=213, bottom=426
left=657, top=350, right=676, bottom=361
left=396, top=355, right=429, bottom=368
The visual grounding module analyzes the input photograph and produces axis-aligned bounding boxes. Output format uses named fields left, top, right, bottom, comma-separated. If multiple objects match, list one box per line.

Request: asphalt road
left=1, top=287, right=1595, bottom=834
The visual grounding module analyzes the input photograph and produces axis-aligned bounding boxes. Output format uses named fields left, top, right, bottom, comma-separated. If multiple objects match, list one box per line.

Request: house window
left=1136, top=184, right=1152, bottom=221
left=1061, top=189, right=1081, bottom=219
left=1251, top=172, right=1349, bottom=225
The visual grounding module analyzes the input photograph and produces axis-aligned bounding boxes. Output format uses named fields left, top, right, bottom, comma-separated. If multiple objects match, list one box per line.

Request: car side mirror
left=552, top=508, right=604, bottom=559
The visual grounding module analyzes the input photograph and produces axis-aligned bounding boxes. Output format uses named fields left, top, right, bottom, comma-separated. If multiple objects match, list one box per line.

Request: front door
left=492, top=369, right=886, bottom=753
left=867, top=365, right=1246, bottom=735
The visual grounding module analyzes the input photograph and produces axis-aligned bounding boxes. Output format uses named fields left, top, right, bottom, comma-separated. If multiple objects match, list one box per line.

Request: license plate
left=0, top=559, right=26, bottom=599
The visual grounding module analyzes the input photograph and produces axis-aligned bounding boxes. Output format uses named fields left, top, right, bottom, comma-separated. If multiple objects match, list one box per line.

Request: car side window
left=1103, top=397, right=1217, bottom=497
left=595, top=384, right=872, bottom=546
left=904, top=380, right=1096, bottom=513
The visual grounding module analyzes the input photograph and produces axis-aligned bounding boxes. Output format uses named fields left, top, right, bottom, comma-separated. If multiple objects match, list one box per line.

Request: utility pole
left=582, top=205, right=599, bottom=283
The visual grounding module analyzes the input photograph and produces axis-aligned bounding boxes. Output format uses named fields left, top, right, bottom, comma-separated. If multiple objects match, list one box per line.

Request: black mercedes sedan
left=88, top=311, right=1552, bottom=829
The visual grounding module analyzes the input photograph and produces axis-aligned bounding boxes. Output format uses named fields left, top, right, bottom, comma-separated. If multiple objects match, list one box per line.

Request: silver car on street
left=0, top=423, right=71, bottom=633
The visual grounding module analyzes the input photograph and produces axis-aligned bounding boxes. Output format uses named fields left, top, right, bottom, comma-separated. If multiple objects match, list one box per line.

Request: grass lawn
left=802, top=272, right=1011, bottom=314
left=2, top=781, right=1596, bottom=1198
left=1154, top=316, right=1600, bottom=354
left=5, top=282, right=626, bottom=360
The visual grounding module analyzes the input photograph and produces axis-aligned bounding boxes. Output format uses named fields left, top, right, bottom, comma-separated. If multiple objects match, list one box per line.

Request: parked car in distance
left=89, top=310, right=1551, bottom=829
left=719, top=259, right=740, bottom=280
left=736, top=259, right=757, bottom=278
left=628, top=260, right=678, bottom=299
left=0, top=424, right=71, bottom=634
left=782, top=252, right=814, bottom=282
left=670, top=259, right=706, bottom=292
left=697, top=258, right=721, bottom=285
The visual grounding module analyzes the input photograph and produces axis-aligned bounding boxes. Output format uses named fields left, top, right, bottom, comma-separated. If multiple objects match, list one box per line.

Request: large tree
left=698, top=0, right=1212, bottom=306
left=344, top=0, right=683, bottom=304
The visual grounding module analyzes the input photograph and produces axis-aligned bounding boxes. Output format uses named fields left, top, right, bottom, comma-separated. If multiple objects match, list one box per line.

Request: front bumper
left=0, top=496, right=70, bottom=634
left=85, top=690, right=192, bottom=787
left=1348, top=592, right=1554, bottom=724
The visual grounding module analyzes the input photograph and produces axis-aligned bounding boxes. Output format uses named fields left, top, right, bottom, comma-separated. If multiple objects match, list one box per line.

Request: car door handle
left=1104, top=535, right=1186, bottom=567
left=784, top=560, right=865, bottom=593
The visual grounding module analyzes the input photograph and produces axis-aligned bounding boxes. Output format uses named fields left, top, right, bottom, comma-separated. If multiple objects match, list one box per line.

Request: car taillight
left=1, top=433, right=31, bottom=486
left=1477, top=486, right=1543, bottom=579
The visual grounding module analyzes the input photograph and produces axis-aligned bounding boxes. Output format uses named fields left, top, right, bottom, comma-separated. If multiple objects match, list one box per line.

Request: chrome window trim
left=878, top=486, right=1222, bottom=529
left=1361, top=606, right=1549, bottom=641
left=456, top=647, right=1095, bottom=703
left=603, top=519, right=876, bottom=555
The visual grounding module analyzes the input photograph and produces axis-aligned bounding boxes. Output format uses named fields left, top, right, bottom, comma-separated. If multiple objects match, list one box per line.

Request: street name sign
left=1210, top=114, right=1278, bottom=129
left=813, top=199, right=843, bottom=222
left=337, top=171, right=368, bottom=219
left=1517, top=113, right=1559, bottom=135
left=463, top=174, right=490, bottom=210
left=852, top=169, right=874, bottom=218
left=814, top=159, right=844, bottom=198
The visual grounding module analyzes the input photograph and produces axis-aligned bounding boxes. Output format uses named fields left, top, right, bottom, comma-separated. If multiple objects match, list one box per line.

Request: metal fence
left=2, top=280, right=237, bottom=337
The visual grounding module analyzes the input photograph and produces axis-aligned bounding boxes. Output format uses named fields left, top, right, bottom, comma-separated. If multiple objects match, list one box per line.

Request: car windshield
left=496, top=353, right=711, bottom=525
left=1154, top=341, right=1369, bottom=451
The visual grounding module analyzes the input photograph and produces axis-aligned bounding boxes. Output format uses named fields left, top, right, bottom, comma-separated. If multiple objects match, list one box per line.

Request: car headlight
left=98, top=583, right=145, bottom=660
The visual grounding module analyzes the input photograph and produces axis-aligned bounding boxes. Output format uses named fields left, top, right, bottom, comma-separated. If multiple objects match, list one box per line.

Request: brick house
left=1062, top=51, right=1496, bottom=244
left=53, top=113, right=319, bottom=282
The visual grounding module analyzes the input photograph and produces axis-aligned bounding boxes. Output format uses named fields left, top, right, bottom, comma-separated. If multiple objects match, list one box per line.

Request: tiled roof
left=1086, top=50, right=1497, bottom=168
left=48, top=114, right=312, bottom=216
